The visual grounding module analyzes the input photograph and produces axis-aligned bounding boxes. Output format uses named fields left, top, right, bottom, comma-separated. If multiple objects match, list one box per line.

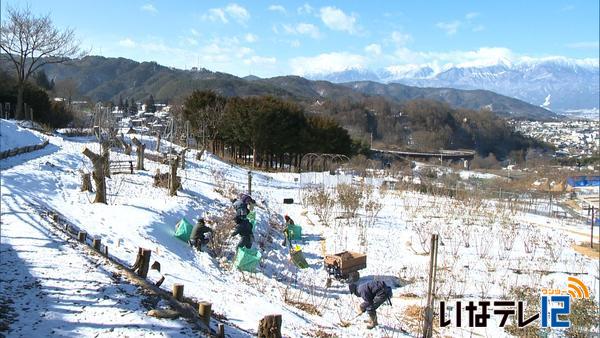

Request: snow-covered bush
left=335, top=183, right=363, bottom=217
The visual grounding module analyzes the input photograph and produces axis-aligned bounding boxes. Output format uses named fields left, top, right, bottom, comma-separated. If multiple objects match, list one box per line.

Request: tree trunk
left=101, top=142, right=111, bottom=178
left=81, top=172, right=92, bottom=192
left=169, top=157, right=179, bottom=196
left=179, top=148, right=187, bottom=169
left=16, top=84, right=24, bottom=120
left=82, top=148, right=107, bottom=204
left=257, top=314, right=282, bottom=338
left=252, top=147, right=257, bottom=168
left=132, top=137, right=145, bottom=170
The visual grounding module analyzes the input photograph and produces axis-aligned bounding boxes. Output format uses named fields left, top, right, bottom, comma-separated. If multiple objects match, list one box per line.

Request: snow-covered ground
left=0, top=120, right=45, bottom=152
left=1, top=119, right=598, bottom=337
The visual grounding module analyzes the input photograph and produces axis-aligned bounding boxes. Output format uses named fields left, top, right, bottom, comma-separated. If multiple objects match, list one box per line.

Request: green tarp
left=287, top=224, right=302, bottom=240
left=174, top=218, right=194, bottom=242
left=233, top=247, right=262, bottom=272
left=290, top=248, right=309, bottom=269
left=247, top=211, right=256, bottom=230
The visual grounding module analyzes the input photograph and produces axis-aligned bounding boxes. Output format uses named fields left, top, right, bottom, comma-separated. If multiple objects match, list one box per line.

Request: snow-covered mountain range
left=307, top=58, right=599, bottom=113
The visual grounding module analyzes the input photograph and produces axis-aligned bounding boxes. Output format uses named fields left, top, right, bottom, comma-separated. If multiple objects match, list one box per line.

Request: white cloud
left=319, top=6, right=357, bottom=34
left=203, top=3, right=250, bottom=24
left=245, top=33, right=258, bottom=43
left=243, top=56, right=277, bottom=65
left=297, top=3, right=314, bottom=15
left=365, top=43, right=382, bottom=56
left=118, top=38, right=137, bottom=48
left=566, top=41, right=600, bottom=49
left=190, top=29, right=200, bottom=37
left=290, top=40, right=300, bottom=48
left=436, top=21, right=461, bottom=35
left=391, top=31, right=413, bottom=46
left=141, top=3, right=158, bottom=14
left=472, top=25, right=485, bottom=32
left=465, top=12, right=479, bottom=20
left=282, top=23, right=321, bottom=39
left=268, top=5, right=286, bottom=14
left=185, top=37, right=198, bottom=46
left=290, top=52, right=367, bottom=75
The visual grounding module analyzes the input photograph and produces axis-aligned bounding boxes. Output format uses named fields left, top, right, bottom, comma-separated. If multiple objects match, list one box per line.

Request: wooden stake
left=92, top=238, right=101, bottom=251
left=422, top=234, right=439, bottom=338
left=198, top=302, right=212, bottom=326
left=78, top=231, right=87, bottom=243
left=103, top=246, right=108, bottom=256
left=137, top=249, right=152, bottom=278
left=172, top=284, right=184, bottom=301
left=591, top=206, right=595, bottom=249
left=217, top=323, right=224, bottom=338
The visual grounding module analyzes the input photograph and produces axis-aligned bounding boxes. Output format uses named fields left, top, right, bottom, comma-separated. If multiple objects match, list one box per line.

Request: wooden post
left=248, top=171, right=252, bottom=195
left=217, top=323, right=224, bottom=338
left=78, top=231, right=87, bottom=243
left=179, top=148, right=187, bottom=169
left=132, top=137, right=145, bottom=170
left=92, top=238, right=101, bottom=251
left=101, top=142, right=111, bottom=178
left=156, top=132, right=161, bottom=152
left=103, top=246, right=108, bottom=256
left=137, top=249, right=152, bottom=278
left=172, top=284, right=184, bottom=301
left=422, top=234, right=439, bottom=338
left=257, top=314, right=282, bottom=338
left=198, top=302, right=212, bottom=326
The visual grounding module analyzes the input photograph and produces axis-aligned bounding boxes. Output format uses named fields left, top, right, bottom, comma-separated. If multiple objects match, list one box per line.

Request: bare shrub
left=566, top=297, right=600, bottom=338
left=306, top=187, right=335, bottom=226
left=473, top=227, right=492, bottom=259
left=208, top=208, right=236, bottom=258
left=335, top=183, right=363, bottom=217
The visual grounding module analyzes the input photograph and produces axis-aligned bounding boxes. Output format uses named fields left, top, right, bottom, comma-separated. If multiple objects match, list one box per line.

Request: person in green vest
left=281, top=215, right=295, bottom=247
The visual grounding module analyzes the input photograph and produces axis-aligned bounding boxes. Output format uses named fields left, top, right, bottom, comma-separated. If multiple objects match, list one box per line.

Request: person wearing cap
left=281, top=215, right=295, bottom=246
left=189, top=218, right=213, bottom=252
left=231, top=215, right=254, bottom=249
left=349, top=280, right=393, bottom=329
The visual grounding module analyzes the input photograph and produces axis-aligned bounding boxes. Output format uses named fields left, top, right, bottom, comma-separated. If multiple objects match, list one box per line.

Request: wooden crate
left=324, top=251, right=366, bottom=274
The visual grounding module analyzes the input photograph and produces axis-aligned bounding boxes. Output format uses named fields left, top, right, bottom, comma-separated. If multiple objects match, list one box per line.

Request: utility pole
left=247, top=171, right=252, bottom=195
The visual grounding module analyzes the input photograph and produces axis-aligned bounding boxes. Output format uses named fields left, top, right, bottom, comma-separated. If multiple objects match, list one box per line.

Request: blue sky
left=4, top=0, right=599, bottom=77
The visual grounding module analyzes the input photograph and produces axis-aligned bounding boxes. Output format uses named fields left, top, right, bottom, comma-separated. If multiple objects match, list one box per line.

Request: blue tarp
left=567, top=176, right=600, bottom=187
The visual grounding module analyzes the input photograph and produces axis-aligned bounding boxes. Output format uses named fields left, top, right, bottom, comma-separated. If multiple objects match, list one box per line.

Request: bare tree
left=0, top=6, right=85, bottom=119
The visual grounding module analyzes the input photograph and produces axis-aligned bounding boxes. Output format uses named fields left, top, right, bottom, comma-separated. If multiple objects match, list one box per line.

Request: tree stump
left=82, top=147, right=107, bottom=203
left=132, top=137, right=146, bottom=170
left=257, top=314, right=282, bottom=338
left=198, top=302, right=212, bottom=326
left=172, top=284, right=184, bottom=301
left=81, top=172, right=92, bottom=192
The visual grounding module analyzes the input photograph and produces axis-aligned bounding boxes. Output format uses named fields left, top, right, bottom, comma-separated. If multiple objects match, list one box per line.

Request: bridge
left=371, top=148, right=476, bottom=162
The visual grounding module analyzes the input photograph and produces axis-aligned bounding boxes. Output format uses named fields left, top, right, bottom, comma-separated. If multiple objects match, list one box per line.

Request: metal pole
left=591, top=206, right=595, bottom=249
left=247, top=171, right=252, bottom=195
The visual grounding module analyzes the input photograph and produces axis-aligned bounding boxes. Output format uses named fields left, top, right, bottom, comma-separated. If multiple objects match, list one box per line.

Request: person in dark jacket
left=231, top=215, right=253, bottom=249
left=189, top=218, right=213, bottom=252
left=232, top=194, right=255, bottom=218
left=349, top=280, right=393, bottom=329
left=281, top=215, right=295, bottom=246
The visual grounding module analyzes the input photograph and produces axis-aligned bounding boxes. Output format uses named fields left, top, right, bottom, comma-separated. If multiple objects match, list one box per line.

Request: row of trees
left=179, top=90, right=357, bottom=169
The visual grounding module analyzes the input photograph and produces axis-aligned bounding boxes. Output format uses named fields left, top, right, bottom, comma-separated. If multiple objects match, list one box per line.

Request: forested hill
left=24, top=55, right=555, bottom=119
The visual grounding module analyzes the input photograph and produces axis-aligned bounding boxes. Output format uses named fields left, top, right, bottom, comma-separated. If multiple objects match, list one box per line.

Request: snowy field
left=1, top=119, right=598, bottom=337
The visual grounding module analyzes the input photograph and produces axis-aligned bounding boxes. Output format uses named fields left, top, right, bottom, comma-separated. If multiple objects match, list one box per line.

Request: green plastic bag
left=290, top=246, right=309, bottom=269
left=233, top=247, right=262, bottom=272
left=287, top=224, right=302, bottom=240
left=174, top=218, right=194, bottom=242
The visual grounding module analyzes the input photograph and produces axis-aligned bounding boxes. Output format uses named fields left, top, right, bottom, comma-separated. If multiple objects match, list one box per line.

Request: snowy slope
left=1, top=126, right=598, bottom=337
left=0, top=119, right=45, bottom=152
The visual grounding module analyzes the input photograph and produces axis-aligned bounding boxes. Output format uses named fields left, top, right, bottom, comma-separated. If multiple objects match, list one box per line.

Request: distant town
left=512, top=119, right=599, bottom=159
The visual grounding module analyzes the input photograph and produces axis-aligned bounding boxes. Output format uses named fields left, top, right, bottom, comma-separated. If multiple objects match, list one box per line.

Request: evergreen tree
left=145, top=95, right=156, bottom=113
